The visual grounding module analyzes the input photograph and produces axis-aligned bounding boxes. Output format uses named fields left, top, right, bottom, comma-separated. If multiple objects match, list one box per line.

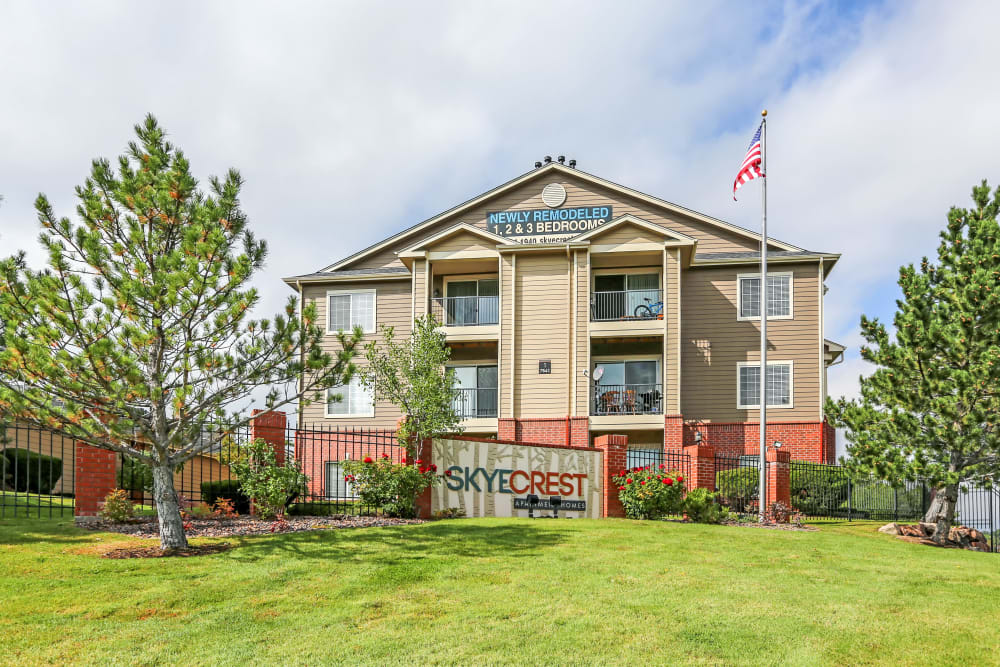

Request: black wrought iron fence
left=714, top=454, right=764, bottom=518
left=592, top=384, right=663, bottom=415
left=452, top=387, right=499, bottom=418
left=0, top=421, right=76, bottom=518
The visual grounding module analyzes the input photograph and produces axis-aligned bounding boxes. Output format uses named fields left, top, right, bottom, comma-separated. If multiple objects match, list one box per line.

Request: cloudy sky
left=2, top=0, right=998, bottom=427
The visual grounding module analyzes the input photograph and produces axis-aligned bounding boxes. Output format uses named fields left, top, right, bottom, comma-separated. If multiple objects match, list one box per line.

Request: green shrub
left=612, top=464, right=685, bottom=520
left=1, top=448, right=63, bottom=494
left=715, top=466, right=758, bottom=514
left=100, top=488, right=135, bottom=522
left=287, top=501, right=361, bottom=517
left=682, top=488, right=731, bottom=523
left=230, top=439, right=309, bottom=519
left=201, top=479, right=250, bottom=515
left=117, top=456, right=153, bottom=492
left=342, top=453, right=440, bottom=518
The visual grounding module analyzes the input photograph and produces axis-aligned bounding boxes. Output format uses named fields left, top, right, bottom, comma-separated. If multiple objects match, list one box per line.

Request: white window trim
left=736, top=272, right=794, bottom=321
left=324, top=381, right=375, bottom=419
left=326, top=288, right=377, bottom=335
left=736, top=360, right=794, bottom=410
left=324, top=461, right=358, bottom=499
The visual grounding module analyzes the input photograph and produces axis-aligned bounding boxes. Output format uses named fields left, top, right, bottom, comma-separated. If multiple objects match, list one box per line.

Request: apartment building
left=284, top=160, right=844, bottom=464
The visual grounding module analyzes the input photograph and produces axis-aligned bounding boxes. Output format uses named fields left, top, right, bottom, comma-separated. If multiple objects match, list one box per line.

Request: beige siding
left=574, top=250, right=590, bottom=416
left=513, top=253, right=570, bottom=417
left=346, top=172, right=767, bottom=270
left=589, top=221, right=668, bottom=247
left=680, top=263, right=822, bottom=422
left=499, top=254, right=515, bottom=418
left=665, top=249, right=681, bottom=413
left=300, top=280, right=412, bottom=427
left=413, top=259, right=426, bottom=317
left=427, top=231, right=496, bottom=254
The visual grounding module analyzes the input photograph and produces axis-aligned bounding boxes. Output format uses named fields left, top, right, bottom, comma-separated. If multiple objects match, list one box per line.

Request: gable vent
left=541, top=183, right=567, bottom=208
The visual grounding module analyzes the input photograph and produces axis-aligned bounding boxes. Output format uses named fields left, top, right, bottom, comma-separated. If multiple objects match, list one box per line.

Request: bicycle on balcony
left=632, top=297, right=664, bottom=320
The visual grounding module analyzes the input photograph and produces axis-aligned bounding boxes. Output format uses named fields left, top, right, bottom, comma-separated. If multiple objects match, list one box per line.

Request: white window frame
left=736, top=360, right=794, bottom=410
left=736, top=272, right=793, bottom=321
left=324, top=376, right=375, bottom=419
left=324, top=461, right=358, bottom=499
left=326, top=288, right=377, bottom=335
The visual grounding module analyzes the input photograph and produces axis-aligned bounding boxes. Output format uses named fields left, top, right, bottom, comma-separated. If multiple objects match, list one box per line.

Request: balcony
left=589, top=289, right=666, bottom=336
left=592, top=383, right=663, bottom=416
left=433, top=296, right=500, bottom=340
left=453, top=387, right=498, bottom=431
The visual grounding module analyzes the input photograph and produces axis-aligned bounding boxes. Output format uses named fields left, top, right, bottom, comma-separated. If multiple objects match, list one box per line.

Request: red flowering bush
left=342, top=454, right=442, bottom=518
left=612, top=464, right=685, bottom=519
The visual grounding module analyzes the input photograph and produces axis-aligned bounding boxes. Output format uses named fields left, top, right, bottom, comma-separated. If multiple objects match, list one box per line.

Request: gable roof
left=397, top=222, right=514, bottom=256
left=571, top=214, right=698, bottom=244
left=324, top=162, right=803, bottom=272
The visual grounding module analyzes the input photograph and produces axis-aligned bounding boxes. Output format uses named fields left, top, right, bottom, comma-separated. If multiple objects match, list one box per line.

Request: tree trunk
left=926, top=483, right=958, bottom=545
left=152, top=463, right=188, bottom=550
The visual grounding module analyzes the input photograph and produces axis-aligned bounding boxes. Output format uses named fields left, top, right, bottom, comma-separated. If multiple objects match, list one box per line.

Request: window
left=444, top=279, right=499, bottom=325
left=737, top=273, right=792, bottom=320
left=324, top=462, right=358, bottom=499
left=450, top=365, right=498, bottom=418
left=737, top=362, right=793, bottom=409
left=327, top=289, right=376, bottom=333
left=325, top=376, right=374, bottom=418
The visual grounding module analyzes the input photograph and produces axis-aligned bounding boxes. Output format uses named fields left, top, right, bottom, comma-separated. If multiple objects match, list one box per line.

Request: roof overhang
left=692, top=252, right=841, bottom=273
left=824, top=338, right=846, bottom=366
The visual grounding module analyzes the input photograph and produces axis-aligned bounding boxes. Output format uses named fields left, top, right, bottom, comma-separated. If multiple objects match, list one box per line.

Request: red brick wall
left=664, top=414, right=684, bottom=452
left=682, top=444, right=716, bottom=491
left=74, top=443, right=116, bottom=518
left=594, top=434, right=627, bottom=518
left=681, top=420, right=834, bottom=463
left=250, top=410, right=287, bottom=464
left=766, top=450, right=792, bottom=511
left=496, top=417, right=589, bottom=448
left=294, top=428, right=403, bottom=498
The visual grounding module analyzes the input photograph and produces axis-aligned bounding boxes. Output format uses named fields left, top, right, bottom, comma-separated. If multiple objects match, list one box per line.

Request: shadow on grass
left=228, top=520, right=570, bottom=563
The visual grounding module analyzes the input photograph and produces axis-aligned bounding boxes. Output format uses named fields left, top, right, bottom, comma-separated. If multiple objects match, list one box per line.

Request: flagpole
left=758, top=109, right=768, bottom=523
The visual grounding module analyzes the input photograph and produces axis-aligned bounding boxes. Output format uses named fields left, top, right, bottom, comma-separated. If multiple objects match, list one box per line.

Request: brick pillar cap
left=683, top=444, right=716, bottom=458
left=766, top=450, right=791, bottom=463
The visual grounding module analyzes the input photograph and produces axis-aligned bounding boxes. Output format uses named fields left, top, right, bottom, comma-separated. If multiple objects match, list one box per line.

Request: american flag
left=733, top=121, right=764, bottom=200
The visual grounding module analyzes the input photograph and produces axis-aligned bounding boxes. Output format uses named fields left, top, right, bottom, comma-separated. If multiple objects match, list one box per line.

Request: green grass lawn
left=1, top=517, right=998, bottom=665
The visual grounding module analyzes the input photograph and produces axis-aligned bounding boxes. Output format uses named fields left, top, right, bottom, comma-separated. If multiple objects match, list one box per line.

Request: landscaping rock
left=878, top=522, right=900, bottom=535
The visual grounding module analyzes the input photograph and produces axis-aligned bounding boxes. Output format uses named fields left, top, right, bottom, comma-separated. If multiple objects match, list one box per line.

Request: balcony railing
left=433, top=296, right=499, bottom=327
left=592, top=383, right=663, bottom=416
left=591, top=289, right=663, bottom=322
left=453, top=387, right=499, bottom=418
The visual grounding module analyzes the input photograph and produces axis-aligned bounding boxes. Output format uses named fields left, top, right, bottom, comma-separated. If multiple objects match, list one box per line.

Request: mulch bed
left=101, top=543, right=234, bottom=559
left=83, top=515, right=425, bottom=539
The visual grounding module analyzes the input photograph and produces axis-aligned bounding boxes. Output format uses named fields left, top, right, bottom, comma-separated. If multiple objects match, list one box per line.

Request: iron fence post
left=894, top=486, right=898, bottom=522
left=847, top=476, right=852, bottom=522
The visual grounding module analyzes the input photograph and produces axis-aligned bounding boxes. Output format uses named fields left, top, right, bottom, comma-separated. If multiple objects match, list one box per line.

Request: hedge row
left=1, top=449, right=64, bottom=494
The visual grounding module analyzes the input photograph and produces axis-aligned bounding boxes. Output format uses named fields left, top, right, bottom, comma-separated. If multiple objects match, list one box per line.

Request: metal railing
left=591, top=289, right=663, bottom=322
left=592, top=383, right=663, bottom=415
left=432, top=296, right=499, bottom=326
left=452, top=387, right=499, bottom=418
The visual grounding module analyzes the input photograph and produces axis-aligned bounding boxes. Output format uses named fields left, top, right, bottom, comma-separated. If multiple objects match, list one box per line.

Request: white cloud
left=1, top=0, right=997, bottom=415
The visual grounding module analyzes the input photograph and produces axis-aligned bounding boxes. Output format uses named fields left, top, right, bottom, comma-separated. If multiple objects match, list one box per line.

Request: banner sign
left=486, top=206, right=613, bottom=242
left=430, top=438, right=603, bottom=518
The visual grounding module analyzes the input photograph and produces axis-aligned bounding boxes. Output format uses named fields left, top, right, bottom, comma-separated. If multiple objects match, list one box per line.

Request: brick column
left=251, top=409, right=287, bottom=464
left=594, top=434, right=628, bottom=518
left=682, top=444, right=716, bottom=491
left=766, top=449, right=791, bottom=511
left=664, top=414, right=684, bottom=453
left=498, top=418, right=517, bottom=442
left=415, top=438, right=434, bottom=519
left=74, top=442, right=117, bottom=520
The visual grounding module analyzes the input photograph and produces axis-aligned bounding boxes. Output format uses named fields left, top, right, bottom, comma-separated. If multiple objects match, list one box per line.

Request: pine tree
left=0, top=115, right=360, bottom=549
left=827, top=181, right=1000, bottom=544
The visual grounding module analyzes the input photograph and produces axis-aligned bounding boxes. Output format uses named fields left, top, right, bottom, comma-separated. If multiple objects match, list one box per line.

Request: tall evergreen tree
left=0, top=116, right=359, bottom=549
left=827, top=181, right=1000, bottom=544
